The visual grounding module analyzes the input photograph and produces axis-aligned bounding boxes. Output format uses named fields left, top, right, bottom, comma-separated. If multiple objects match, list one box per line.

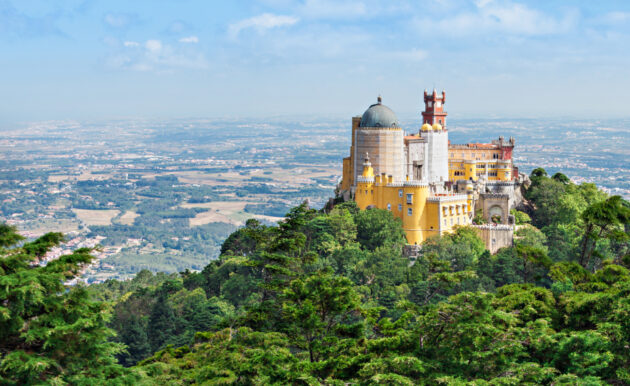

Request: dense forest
left=1, top=168, right=629, bottom=384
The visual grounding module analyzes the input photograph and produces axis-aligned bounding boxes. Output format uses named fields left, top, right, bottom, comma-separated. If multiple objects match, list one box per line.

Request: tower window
left=407, top=208, right=413, bottom=216
left=398, top=204, right=402, bottom=211
left=398, top=189, right=403, bottom=197
left=406, top=194, right=413, bottom=204
left=387, top=203, right=391, bottom=211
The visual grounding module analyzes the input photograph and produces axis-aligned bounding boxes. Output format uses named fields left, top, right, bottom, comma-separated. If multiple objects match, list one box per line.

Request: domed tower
left=353, top=96, right=404, bottom=185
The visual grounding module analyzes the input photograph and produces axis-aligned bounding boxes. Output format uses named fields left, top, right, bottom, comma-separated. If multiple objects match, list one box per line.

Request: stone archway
left=488, top=205, right=504, bottom=224
left=478, top=193, right=510, bottom=225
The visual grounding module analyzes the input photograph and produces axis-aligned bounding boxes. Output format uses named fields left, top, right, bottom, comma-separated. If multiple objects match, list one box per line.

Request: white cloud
left=145, top=39, right=162, bottom=53
left=104, top=13, right=137, bottom=29
left=415, top=0, right=576, bottom=37
left=228, top=13, right=299, bottom=38
left=475, top=0, right=494, bottom=8
left=298, top=0, right=367, bottom=19
left=179, top=36, right=199, bottom=43
left=167, top=20, right=192, bottom=34
left=603, top=11, right=630, bottom=23
left=392, top=48, right=427, bottom=62
left=107, top=38, right=208, bottom=73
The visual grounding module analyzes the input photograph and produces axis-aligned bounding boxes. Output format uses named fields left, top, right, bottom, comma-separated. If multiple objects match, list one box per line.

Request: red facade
left=422, top=89, right=448, bottom=127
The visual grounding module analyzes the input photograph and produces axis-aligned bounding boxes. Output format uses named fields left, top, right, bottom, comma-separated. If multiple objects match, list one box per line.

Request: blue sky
left=1, top=0, right=629, bottom=122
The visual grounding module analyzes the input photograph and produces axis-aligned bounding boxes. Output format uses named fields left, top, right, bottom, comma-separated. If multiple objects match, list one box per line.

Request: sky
left=1, top=0, right=630, bottom=123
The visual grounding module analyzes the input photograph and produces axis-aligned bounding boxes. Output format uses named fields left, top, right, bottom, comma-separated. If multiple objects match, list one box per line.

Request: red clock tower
left=422, top=89, right=447, bottom=128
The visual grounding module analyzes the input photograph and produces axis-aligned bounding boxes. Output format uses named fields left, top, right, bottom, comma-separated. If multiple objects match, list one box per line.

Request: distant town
left=1, top=116, right=628, bottom=282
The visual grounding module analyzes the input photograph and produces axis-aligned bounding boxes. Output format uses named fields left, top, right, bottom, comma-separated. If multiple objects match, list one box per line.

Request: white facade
left=424, top=130, right=449, bottom=183
left=404, top=130, right=449, bottom=183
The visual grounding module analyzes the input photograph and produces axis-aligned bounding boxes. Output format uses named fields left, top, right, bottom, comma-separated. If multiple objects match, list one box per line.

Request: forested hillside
left=1, top=168, right=629, bottom=384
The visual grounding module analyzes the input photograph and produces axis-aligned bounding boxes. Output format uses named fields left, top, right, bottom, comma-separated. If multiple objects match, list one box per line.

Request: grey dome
left=360, top=97, right=399, bottom=128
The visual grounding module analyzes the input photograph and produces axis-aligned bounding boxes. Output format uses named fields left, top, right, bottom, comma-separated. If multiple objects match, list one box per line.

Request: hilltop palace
left=338, top=89, right=521, bottom=253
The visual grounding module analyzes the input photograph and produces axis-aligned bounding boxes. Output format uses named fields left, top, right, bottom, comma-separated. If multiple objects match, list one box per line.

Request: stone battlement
left=427, top=194, right=468, bottom=202
left=486, top=181, right=517, bottom=186
left=480, top=193, right=510, bottom=199
left=401, top=180, right=429, bottom=187
left=356, top=176, right=374, bottom=183
left=471, top=224, right=513, bottom=230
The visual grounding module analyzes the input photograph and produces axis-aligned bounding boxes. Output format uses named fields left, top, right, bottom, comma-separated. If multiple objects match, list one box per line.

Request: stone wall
left=354, top=128, right=404, bottom=184
left=472, top=224, right=514, bottom=254
left=478, top=193, right=510, bottom=225
left=485, top=181, right=517, bottom=207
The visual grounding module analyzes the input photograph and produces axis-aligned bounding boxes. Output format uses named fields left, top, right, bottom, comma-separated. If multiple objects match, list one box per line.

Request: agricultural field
left=73, top=209, right=120, bottom=226
left=117, top=211, right=140, bottom=225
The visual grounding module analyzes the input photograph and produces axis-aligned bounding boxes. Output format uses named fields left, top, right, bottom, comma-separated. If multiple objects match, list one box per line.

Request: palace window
left=398, top=189, right=403, bottom=197
left=398, top=204, right=402, bottom=211
left=406, top=194, right=413, bottom=204
left=387, top=203, right=391, bottom=211
left=407, top=208, right=413, bottom=216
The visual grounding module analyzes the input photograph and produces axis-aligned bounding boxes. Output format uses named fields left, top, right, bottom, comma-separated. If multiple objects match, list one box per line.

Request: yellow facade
left=341, top=117, right=362, bottom=191
left=355, top=159, right=470, bottom=245
left=448, top=144, right=512, bottom=182
left=341, top=157, right=352, bottom=191
left=448, top=160, right=512, bottom=182
left=497, top=165, right=511, bottom=181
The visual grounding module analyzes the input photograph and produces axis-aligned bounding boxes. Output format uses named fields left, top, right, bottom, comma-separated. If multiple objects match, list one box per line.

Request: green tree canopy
left=0, top=225, right=135, bottom=384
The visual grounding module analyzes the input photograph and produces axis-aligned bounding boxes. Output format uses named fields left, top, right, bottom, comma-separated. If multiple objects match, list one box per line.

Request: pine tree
left=0, top=224, right=136, bottom=384
left=118, top=316, right=151, bottom=367
left=147, top=293, right=177, bottom=352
